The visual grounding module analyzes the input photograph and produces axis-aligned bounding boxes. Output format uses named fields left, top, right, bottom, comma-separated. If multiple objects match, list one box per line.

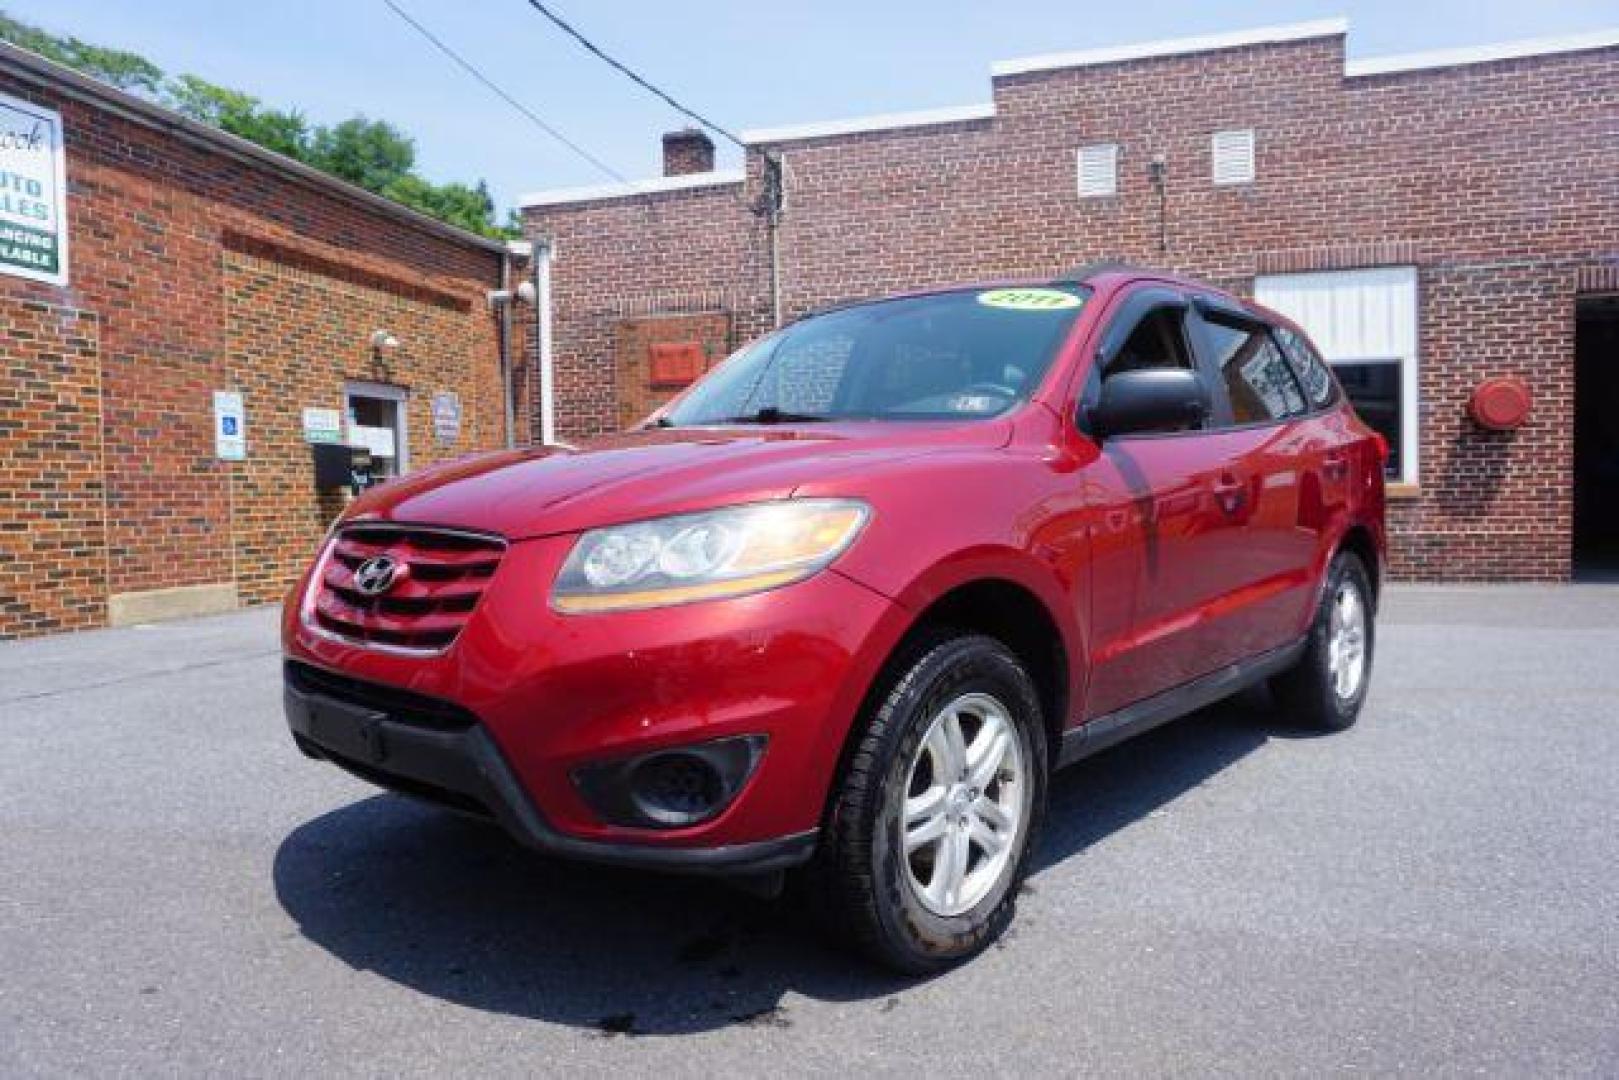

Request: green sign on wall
left=0, top=91, right=67, bottom=287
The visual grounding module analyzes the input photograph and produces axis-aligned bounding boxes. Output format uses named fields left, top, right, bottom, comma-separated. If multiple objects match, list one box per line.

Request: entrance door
left=1574, top=295, right=1619, bottom=579
left=345, top=381, right=409, bottom=482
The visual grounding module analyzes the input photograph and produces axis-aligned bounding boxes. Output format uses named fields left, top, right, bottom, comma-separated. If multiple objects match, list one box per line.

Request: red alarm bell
left=1469, top=377, right=1532, bottom=432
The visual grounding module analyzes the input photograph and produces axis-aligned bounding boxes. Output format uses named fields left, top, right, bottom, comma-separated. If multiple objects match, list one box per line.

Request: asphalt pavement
left=2, top=586, right=1617, bottom=1076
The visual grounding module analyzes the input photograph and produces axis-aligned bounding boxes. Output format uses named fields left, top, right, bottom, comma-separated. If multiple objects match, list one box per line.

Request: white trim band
left=740, top=103, right=996, bottom=145
left=1345, top=27, right=1619, bottom=76
left=991, top=18, right=1349, bottom=77
left=518, top=169, right=745, bottom=209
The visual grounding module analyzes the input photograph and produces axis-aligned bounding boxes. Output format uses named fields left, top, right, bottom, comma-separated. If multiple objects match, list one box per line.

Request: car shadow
left=1033, top=684, right=1286, bottom=874
left=273, top=686, right=1287, bottom=1035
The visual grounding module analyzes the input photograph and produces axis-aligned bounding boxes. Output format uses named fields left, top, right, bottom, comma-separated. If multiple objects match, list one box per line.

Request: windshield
left=662, top=286, right=1088, bottom=426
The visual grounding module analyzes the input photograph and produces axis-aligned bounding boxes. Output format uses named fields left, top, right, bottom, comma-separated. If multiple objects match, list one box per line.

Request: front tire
left=1272, top=551, right=1375, bottom=732
left=811, top=633, right=1048, bottom=974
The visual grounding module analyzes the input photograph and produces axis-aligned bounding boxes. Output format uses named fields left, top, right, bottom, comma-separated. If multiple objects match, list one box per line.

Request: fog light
left=630, top=753, right=723, bottom=825
left=571, top=734, right=767, bottom=829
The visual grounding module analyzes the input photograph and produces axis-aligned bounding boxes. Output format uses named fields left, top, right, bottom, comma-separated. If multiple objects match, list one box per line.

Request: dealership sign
left=0, top=91, right=67, bottom=287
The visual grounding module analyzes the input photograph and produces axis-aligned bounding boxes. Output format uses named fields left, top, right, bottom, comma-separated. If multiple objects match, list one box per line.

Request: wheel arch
left=822, top=569, right=1079, bottom=830
left=1335, top=522, right=1383, bottom=604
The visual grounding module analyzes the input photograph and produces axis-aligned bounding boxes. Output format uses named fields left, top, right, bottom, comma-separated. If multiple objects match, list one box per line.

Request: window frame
left=344, top=380, right=411, bottom=477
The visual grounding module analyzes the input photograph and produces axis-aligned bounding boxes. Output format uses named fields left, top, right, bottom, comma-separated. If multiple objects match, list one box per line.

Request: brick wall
left=524, top=30, right=1619, bottom=581
left=223, top=244, right=507, bottom=605
left=0, top=60, right=513, bottom=639
left=528, top=184, right=769, bottom=440
left=614, top=312, right=731, bottom=427
left=0, top=300, right=105, bottom=635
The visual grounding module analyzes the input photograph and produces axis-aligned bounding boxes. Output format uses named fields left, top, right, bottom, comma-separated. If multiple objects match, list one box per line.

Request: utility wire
left=520, top=0, right=747, bottom=150
left=381, top=0, right=627, bottom=182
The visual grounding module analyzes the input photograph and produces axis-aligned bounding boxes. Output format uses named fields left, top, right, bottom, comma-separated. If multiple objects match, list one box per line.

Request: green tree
left=384, top=176, right=514, bottom=239
left=309, top=118, right=416, bottom=192
left=0, top=11, right=164, bottom=93
left=165, top=74, right=310, bottom=160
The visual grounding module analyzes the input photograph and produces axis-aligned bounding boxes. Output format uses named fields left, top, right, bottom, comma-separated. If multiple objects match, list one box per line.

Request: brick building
left=520, top=18, right=1619, bottom=583
left=0, top=43, right=529, bottom=640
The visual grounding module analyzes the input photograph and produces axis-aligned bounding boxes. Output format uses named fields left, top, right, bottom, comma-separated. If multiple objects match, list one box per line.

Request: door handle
left=1212, top=471, right=1247, bottom=514
left=1323, top=454, right=1350, bottom=482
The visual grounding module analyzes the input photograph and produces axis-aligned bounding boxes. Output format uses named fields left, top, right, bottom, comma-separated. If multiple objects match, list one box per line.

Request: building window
left=1333, top=360, right=1404, bottom=479
left=1211, top=129, right=1255, bottom=185
left=345, top=381, right=410, bottom=481
left=1255, top=266, right=1419, bottom=486
left=1076, top=143, right=1118, bottom=198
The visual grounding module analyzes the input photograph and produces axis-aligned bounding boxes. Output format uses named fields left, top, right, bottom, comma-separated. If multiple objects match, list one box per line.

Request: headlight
left=552, top=499, right=870, bottom=614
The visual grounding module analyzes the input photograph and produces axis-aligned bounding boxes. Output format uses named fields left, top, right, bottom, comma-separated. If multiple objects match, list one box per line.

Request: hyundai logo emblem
left=353, top=555, right=404, bottom=597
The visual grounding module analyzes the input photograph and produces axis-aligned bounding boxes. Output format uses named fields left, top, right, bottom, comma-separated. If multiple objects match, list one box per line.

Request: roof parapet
left=990, top=18, right=1349, bottom=78
left=518, top=169, right=745, bottom=210
left=1344, top=27, right=1619, bottom=77
left=740, top=103, right=996, bottom=146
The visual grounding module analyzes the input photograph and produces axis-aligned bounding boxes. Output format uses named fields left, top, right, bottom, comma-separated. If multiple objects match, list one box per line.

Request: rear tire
left=809, top=633, right=1047, bottom=974
left=1272, top=551, right=1375, bottom=732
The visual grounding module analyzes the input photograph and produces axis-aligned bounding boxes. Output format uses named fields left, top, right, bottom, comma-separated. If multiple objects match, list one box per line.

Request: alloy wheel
left=1328, top=581, right=1368, bottom=701
left=899, top=693, right=1027, bottom=917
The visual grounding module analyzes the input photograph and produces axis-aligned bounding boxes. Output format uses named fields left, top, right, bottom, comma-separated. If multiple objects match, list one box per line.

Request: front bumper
left=283, top=661, right=815, bottom=874
left=283, top=531, right=910, bottom=865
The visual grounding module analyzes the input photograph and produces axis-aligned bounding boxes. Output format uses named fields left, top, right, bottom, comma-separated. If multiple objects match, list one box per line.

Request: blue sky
left=14, top=1, right=1617, bottom=214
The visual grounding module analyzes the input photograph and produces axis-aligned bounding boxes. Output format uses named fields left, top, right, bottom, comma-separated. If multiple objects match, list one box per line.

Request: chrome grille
left=312, top=524, right=505, bottom=653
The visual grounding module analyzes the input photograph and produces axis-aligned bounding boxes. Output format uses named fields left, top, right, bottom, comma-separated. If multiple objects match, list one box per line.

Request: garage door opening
left=1573, top=295, right=1619, bottom=580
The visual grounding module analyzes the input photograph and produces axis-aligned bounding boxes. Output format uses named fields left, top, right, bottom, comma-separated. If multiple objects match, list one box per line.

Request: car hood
left=343, top=420, right=1012, bottom=540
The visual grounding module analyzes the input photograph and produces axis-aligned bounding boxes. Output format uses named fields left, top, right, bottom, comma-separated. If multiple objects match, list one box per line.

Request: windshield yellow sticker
left=976, top=288, right=1083, bottom=311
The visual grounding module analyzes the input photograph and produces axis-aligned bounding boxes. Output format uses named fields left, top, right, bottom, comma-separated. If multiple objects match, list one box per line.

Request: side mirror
left=1089, top=368, right=1209, bottom=440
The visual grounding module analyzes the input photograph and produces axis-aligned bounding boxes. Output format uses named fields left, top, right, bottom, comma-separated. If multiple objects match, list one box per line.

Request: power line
left=381, top=0, right=627, bottom=183
left=520, top=0, right=746, bottom=150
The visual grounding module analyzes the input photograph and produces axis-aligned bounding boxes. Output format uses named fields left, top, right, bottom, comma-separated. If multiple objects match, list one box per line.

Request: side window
left=1274, top=326, right=1339, bottom=408
left=1202, top=316, right=1308, bottom=424
left=1108, top=305, right=1197, bottom=376
left=1082, top=299, right=1201, bottom=432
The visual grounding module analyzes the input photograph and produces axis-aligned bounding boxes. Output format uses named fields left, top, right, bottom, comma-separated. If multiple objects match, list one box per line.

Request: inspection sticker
left=976, top=288, right=1083, bottom=311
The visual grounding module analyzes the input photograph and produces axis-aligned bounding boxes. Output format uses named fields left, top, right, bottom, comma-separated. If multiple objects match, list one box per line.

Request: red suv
left=283, top=266, right=1385, bottom=972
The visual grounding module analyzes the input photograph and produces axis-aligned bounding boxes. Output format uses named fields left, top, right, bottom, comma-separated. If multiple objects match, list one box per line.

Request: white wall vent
left=1076, top=143, right=1119, bottom=198
left=1211, top=129, right=1255, bottom=185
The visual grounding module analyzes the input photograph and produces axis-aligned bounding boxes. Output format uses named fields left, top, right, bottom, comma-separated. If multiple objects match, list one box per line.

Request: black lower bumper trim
left=283, top=665, right=816, bottom=876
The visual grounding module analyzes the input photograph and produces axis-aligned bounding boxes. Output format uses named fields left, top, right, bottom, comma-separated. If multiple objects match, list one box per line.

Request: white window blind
left=1076, top=143, right=1118, bottom=198
left=1211, top=129, right=1255, bottom=185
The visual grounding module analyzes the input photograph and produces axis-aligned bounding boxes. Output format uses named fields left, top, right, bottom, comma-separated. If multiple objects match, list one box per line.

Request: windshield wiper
left=644, top=415, right=675, bottom=429
left=720, top=406, right=829, bottom=424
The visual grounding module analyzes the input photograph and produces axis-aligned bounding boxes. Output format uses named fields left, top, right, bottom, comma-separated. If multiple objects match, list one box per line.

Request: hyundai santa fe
left=283, top=265, right=1385, bottom=972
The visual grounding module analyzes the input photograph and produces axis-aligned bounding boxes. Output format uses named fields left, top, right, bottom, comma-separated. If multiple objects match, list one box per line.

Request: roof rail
left=1059, top=260, right=1143, bottom=283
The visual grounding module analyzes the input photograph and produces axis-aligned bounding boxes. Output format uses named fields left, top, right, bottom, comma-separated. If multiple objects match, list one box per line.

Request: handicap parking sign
left=213, top=391, right=246, bottom=460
